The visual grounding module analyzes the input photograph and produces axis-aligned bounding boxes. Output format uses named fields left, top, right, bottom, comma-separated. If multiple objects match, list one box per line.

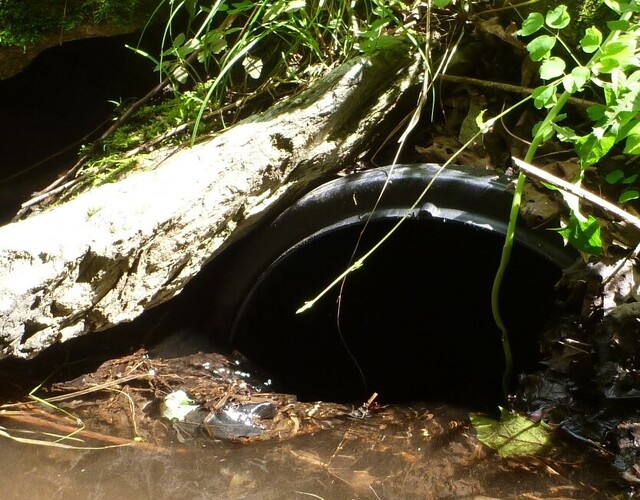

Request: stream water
left=0, top=403, right=621, bottom=499
left=0, top=323, right=625, bottom=499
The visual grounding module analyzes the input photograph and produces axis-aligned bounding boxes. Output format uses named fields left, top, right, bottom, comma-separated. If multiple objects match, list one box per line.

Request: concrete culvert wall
left=203, top=164, right=575, bottom=410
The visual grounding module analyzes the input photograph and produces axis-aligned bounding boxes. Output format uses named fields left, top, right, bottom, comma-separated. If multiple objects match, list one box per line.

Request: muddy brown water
left=0, top=403, right=622, bottom=500
left=0, top=320, right=627, bottom=499
left=0, top=337, right=624, bottom=500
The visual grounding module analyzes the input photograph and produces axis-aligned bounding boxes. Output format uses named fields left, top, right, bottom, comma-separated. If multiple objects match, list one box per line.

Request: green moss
left=65, top=81, right=214, bottom=199
left=0, top=0, right=143, bottom=48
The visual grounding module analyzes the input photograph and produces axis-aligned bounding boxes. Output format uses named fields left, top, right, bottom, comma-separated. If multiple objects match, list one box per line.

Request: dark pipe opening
left=203, top=165, right=573, bottom=411
left=230, top=218, right=561, bottom=410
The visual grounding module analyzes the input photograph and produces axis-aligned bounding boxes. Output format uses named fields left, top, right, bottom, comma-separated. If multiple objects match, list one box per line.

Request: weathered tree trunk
left=0, top=45, right=420, bottom=359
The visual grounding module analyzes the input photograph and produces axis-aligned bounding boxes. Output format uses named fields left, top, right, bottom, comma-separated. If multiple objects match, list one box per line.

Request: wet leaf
left=470, top=407, right=552, bottom=457
left=162, top=390, right=200, bottom=421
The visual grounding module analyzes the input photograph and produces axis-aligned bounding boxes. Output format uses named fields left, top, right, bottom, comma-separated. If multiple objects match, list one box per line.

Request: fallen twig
left=0, top=407, right=170, bottom=453
left=513, top=156, right=640, bottom=232
left=440, top=74, right=597, bottom=109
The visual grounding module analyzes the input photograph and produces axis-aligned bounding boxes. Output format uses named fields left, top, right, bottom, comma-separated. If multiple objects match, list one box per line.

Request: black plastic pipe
left=207, top=164, right=575, bottom=408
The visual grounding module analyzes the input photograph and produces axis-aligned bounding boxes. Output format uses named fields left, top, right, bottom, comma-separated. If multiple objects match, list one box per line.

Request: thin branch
left=512, top=156, right=640, bottom=231
left=439, top=74, right=598, bottom=109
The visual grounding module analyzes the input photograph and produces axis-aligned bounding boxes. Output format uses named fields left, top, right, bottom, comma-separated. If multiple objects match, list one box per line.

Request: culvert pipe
left=208, top=164, right=576, bottom=409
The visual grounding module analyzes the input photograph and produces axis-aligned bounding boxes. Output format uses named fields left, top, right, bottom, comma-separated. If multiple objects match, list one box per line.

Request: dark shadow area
left=228, top=219, right=562, bottom=410
left=0, top=31, right=159, bottom=223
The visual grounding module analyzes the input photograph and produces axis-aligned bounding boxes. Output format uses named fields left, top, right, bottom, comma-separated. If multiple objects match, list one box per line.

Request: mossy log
left=0, top=45, right=420, bottom=359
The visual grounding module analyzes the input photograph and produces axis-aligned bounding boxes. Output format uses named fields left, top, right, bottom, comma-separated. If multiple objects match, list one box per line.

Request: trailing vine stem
left=491, top=90, right=571, bottom=399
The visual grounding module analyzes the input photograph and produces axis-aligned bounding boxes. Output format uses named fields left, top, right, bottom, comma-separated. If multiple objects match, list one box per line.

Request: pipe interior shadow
left=229, top=218, right=561, bottom=410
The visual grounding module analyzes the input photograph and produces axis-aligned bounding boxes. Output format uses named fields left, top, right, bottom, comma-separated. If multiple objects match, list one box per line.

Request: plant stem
left=491, top=91, right=570, bottom=398
left=491, top=6, right=633, bottom=399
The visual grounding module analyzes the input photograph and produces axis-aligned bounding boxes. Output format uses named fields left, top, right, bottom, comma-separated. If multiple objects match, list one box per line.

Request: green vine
left=492, top=0, right=640, bottom=396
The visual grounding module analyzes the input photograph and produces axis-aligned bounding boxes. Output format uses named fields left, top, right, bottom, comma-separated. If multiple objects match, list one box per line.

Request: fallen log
left=0, top=45, right=420, bottom=359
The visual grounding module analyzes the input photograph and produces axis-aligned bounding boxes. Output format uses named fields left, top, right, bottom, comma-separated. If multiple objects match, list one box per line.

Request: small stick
left=512, top=156, right=640, bottom=232
left=440, top=74, right=597, bottom=109
left=0, top=410, right=170, bottom=453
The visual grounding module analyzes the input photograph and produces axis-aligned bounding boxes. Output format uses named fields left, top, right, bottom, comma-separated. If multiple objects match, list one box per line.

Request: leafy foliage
left=136, top=0, right=425, bottom=143
left=492, top=0, right=639, bottom=392
left=515, top=0, right=640, bottom=254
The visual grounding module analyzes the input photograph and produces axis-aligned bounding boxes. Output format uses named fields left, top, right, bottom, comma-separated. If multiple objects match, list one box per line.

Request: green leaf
left=620, top=190, right=640, bottom=203
left=470, top=407, right=553, bottom=458
left=604, top=0, right=624, bottom=13
left=552, top=123, right=578, bottom=142
left=562, top=66, right=590, bottom=92
left=518, top=12, right=544, bottom=36
left=607, top=19, right=630, bottom=31
left=620, top=121, right=640, bottom=140
left=201, top=30, right=227, bottom=55
left=606, top=169, right=625, bottom=183
left=602, top=37, right=637, bottom=58
left=545, top=5, right=570, bottom=29
left=557, top=215, right=603, bottom=254
left=624, top=174, right=638, bottom=184
left=540, top=56, right=566, bottom=79
left=586, top=104, right=606, bottom=121
left=580, top=26, right=602, bottom=53
left=604, top=0, right=640, bottom=13
left=595, top=56, right=621, bottom=74
left=433, top=0, right=452, bottom=7
left=285, top=0, right=306, bottom=12
left=526, top=35, right=556, bottom=61
left=596, top=36, right=637, bottom=72
left=532, top=120, right=555, bottom=142
left=532, top=84, right=557, bottom=109
left=359, top=35, right=403, bottom=53
left=475, top=108, right=495, bottom=133
left=263, top=0, right=286, bottom=22
left=624, top=132, right=640, bottom=154
left=576, top=132, right=615, bottom=166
